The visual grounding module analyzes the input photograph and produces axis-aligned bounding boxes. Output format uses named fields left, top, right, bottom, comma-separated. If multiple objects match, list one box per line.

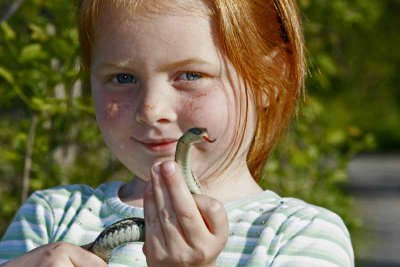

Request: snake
left=81, top=127, right=215, bottom=262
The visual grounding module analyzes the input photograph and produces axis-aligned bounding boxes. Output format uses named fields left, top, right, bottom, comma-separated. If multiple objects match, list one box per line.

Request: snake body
left=83, top=127, right=214, bottom=262
left=83, top=218, right=145, bottom=261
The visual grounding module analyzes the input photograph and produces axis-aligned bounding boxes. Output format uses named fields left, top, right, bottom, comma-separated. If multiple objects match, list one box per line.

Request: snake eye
left=189, top=128, right=204, bottom=135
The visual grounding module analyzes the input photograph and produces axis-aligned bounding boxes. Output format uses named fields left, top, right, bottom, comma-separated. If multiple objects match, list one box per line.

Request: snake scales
left=82, top=128, right=215, bottom=262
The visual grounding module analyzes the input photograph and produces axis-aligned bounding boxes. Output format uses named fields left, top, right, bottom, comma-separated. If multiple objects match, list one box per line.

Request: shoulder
left=278, top=197, right=353, bottom=248
left=278, top=197, right=351, bottom=240
left=18, top=181, right=122, bottom=223
left=29, top=182, right=115, bottom=206
left=29, top=184, right=92, bottom=201
left=228, top=191, right=351, bottom=239
left=225, top=191, right=354, bottom=266
left=272, top=198, right=354, bottom=266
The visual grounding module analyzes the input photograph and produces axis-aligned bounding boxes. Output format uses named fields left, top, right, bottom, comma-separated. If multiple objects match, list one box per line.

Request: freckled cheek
left=93, top=89, right=135, bottom=124
left=178, top=92, right=228, bottom=132
left=105, top=101, right=122, bottom=119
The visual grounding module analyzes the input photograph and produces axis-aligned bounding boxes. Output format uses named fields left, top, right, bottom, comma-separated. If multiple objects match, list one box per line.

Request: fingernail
left=146, top=182, right=153, bottom=194
left=162, top=161, right=175, bottom=176
left=152, top=163, right=161, bottom=176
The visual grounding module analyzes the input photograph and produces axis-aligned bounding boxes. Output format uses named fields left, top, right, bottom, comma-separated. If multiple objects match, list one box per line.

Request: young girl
left=0, top=0, right=354, bottom=266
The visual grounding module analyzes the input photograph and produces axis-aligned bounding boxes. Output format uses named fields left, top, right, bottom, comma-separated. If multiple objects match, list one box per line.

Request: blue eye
left=179, top=72, right=203, bottom=81
left=113, top=73, right=137, bottom=84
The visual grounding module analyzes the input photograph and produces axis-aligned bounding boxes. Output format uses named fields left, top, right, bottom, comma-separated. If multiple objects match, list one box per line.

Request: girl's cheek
left=106, top=100, right=121, bottom=119
left=178, top=90, right=227, bottom=131
left=179, top=93, right=208, bottom=122
left=180, top=93, right=207, bottom=114
left=94, top=89, right=134, bottom=123
left=104, top=98, right=133, bottom=122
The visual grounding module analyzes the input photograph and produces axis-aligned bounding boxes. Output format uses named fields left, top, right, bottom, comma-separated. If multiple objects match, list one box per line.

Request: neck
left=119, top=176, right=147, bottom=207
left=119, top=161, right=263, bottom=207
left=200, top=163, right=263, bottom=203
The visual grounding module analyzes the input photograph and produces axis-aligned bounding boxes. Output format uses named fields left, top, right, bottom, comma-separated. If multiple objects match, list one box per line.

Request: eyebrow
left=92, top=60, right=133, bottom=72
left=156, top=58, right=213, bottom=72
left=93, top=58, right=214, bottom=73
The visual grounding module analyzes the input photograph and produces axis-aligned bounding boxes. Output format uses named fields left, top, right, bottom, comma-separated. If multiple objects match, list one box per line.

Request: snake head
left=187, top=127, right=216, bottom=143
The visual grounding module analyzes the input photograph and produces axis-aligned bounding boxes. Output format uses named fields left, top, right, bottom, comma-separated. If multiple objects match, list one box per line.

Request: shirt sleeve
left=271, top=207, right=354, bottom=267
left=0, top=191, right=55, bottom=264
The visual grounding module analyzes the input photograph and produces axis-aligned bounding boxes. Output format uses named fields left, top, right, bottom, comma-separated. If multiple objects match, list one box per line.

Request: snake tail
left=86, top=217, right=145, bottom=262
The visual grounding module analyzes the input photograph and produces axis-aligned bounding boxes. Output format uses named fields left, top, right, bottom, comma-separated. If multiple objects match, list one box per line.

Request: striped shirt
left=0, top=181, right=354, bottom=266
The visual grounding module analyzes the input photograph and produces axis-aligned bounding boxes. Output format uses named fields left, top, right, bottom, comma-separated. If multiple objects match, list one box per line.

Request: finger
left=159, top=161, right=209, bottom=244
left=70, top=245, right=108, bottom=266
left=193, top=195, right=229, bottom=239
left=41, top=242, right=107, bottom=267
left=151, top=163, right=187, bottom=248
left=143, top=181, right=167, bottom=255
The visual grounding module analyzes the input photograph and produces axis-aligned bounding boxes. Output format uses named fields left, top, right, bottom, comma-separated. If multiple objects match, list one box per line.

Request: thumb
left=70, top=244, right=108, bottom=266
left=193, top=195, right=229, bottom=239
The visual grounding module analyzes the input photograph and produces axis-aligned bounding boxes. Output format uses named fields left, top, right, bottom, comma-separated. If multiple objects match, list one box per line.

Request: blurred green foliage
left=299, top=0, right=400, bottom=149
left=0, top=0, right=131, bottom=235
left=0, top=1, right=398, bottom=258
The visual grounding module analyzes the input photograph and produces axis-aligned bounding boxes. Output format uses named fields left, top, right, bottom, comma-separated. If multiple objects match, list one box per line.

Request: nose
left=135, top=81, right=177, bottom=126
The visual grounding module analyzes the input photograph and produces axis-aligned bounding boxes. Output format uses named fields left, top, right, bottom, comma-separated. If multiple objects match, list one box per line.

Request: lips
left=131, top=137, right=178, bottom=153
left=144, top=140, right=177, bottom=152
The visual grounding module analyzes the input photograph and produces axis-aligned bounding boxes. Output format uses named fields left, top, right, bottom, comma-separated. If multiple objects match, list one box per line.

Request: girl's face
left=90, top=2, right=256, bottom=182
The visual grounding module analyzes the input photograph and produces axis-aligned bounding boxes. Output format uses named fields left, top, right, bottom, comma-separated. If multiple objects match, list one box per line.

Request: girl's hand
left=143, top=161, right=229, bottom=267
left=0, top=242, right=107, bottom=267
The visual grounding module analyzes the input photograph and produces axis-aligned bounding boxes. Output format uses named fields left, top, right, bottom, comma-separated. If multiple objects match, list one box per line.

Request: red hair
left=77, top=0, right=306, bottom=180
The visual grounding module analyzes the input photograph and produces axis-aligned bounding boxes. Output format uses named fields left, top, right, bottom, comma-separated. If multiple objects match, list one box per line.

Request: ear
left=261, top=45, right=290, bottom=109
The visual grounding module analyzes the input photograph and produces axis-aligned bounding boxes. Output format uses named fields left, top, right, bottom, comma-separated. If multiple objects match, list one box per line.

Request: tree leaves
left=0, top=0, right=128, bottom=235
left=19, top=43, right=47, bottom=63
left=0, top=66, right=14, bottom=84
left=1, top=22, right=16, bottom=41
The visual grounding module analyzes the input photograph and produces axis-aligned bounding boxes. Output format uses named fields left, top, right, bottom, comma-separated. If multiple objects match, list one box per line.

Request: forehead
left=96, top=0, right=214, bottom=21
left=92, top=0, right=216, bottom=46
left=91, top=0, right=221, bottom=68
